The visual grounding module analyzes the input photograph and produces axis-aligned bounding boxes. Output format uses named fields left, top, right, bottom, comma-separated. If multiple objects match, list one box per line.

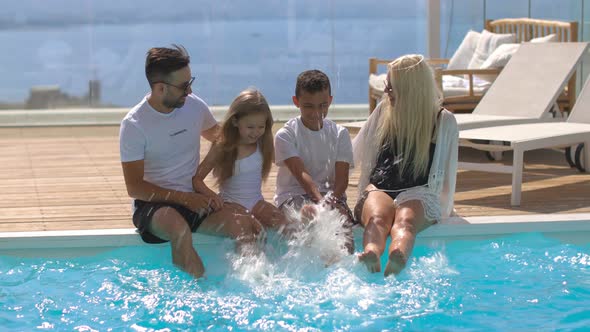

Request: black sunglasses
left=154, top=76, right=195, bottom=93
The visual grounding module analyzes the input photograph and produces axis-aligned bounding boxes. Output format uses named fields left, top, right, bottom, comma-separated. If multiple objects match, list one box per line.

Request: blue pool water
left=1, top=232, right=589, bottom=331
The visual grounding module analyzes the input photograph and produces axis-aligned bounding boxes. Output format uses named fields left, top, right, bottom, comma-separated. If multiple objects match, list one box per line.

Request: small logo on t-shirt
left=170, top=129, right=187, bottom=137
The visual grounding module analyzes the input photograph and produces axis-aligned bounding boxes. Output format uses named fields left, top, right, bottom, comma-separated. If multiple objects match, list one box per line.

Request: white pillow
left=447, top=30, right=481, bottom=70
left=368, top=73, right=386, bottom=91
left=468, top=30, right=516, bottom=69
left=481, top=43, right=520, bottom=69
left=529, top=33, right=558, bottom=43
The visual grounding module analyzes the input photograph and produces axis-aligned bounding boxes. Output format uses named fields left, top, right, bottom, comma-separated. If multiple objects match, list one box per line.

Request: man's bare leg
left=150, top=207, right=205, bottom=278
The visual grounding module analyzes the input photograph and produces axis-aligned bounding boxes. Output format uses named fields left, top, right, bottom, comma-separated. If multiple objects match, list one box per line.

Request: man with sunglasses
left=119, top=45, right=263, bottom=278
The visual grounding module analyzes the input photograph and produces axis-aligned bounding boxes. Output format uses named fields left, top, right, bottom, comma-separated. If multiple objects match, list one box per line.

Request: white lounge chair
left=459, top=76, right=590, bottom=206
left=343, top=43, right=589, bottom=134
left=454, top=42, right=588, bottom=130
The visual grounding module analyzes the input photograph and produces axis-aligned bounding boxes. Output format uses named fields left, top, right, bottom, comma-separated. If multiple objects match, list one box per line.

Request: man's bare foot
left=384, top=249, right=407, bottom=277
left=358, top=250, right=381, bottom=273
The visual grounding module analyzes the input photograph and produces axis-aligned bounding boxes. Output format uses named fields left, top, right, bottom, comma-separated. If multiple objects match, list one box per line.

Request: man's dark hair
left=295, top=69, right=332, bottom=97
left=145, top=44, right=190, bottom=87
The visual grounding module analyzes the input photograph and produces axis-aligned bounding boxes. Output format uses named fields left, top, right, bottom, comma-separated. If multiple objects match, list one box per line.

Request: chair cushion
left=370, top=73, right=491, bottom=98
left=481, top=43, right=520, bottom=69
left=447, top=30, right=481, bottom=70
left=468, top=30, right=515, bottom=69
left=529, top=33, right=558, bottom=43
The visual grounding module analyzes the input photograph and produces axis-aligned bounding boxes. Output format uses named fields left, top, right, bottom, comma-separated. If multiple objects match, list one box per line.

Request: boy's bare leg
left=384, top=200, right=432, bottom=277
left=149, top=207, right=205, bottom=279
left=357, top=190, right=396, bottom=273
left=198, top=202, right=264, bottom=255
left=329, top=199, right=356, bottom=254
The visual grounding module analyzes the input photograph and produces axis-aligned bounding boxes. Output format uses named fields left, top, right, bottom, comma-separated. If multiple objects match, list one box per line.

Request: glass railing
left=0, top=0, right=588, bottom=112
left=442, top=0, right=589, bottom=94
left=0, top=1, right=425, bottom=110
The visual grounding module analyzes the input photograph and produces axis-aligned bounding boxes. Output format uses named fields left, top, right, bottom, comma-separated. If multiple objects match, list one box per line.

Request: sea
left=0, top=0, right=580, bottom=107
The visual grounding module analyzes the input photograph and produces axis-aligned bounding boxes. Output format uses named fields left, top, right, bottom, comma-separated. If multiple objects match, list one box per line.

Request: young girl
left=193, top=89, right=289, bottom=232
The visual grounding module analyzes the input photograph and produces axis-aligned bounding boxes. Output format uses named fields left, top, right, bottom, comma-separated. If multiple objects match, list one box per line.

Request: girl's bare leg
left=357, top=189, right=396, bottom=273
left=252, top=200, right=288, bottom=229
left=384, top=200, right=433, bottom=276
left=198, top=202, right=264, bottom=254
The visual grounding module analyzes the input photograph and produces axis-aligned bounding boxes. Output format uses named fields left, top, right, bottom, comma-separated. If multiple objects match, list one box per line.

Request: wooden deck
left=1, top=125, right=589, bottom=233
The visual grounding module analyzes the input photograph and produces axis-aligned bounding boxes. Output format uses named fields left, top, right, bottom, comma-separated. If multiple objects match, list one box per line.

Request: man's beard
left=163, top=94, right=186, bottom=109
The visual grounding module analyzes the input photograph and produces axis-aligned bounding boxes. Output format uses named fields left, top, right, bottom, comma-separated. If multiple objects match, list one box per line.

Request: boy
left=274, top=69, right=355, bottom=253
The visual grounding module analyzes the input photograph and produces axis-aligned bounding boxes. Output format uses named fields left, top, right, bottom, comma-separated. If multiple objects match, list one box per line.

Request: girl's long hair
left=375, top=54, right=442, bottom=179
left=213, top=89, right=274, bottom=184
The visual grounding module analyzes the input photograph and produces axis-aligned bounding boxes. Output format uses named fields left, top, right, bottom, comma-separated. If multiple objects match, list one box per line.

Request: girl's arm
left=193, top=144, right=224, bottom=210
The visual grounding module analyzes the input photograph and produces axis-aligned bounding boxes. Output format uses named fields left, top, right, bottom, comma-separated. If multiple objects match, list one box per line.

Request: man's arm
left=122, top=160, right=209, bottom=212
left=332, top=161, right=350, bottom=199
left=201, top=124, right=220, bottom=143
left=283, top=156, right=323, bottom=203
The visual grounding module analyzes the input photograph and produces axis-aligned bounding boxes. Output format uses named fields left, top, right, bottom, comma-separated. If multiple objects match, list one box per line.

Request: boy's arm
left=122, top=160, right=210, bottom=212
left=275, top=126, right=322, bottom=202
left=332, top=161, right=350, bottom=199
left=331, top=126, right=354, bottom=200
left=283, top=157, right=323, bottom=203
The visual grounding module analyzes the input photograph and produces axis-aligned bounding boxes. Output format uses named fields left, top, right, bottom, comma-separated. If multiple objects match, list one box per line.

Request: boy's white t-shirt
left=119, top=93, right=217, bottom=193
left=274, top=116, right=354, bottom=206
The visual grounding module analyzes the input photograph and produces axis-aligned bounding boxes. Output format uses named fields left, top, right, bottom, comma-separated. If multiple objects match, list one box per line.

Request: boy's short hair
left=145, top=44, right=190, bottom=88
left=295, top=69, right=332, bottom=97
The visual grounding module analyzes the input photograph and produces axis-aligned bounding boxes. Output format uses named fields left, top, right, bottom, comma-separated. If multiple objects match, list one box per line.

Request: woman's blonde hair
left=375, top=54, right=442, bottom=179
left=213, top=89, right=274, bottom=184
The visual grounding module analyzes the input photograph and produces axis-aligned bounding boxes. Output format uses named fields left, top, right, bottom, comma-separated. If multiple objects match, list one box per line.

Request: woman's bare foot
left=358, top=250, right=381, bottom=273
left=384, top=249, right=407, bottom=276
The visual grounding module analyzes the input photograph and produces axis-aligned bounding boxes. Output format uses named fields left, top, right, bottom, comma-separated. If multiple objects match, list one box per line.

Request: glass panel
left=440, top=0, right=484, bottom=58
left=530, top=0, right=581, bottom=21
left=485, top=0, right=529, bottom=20
left=0, top=1, right=427, bottom=109
left=333, top=1, right=425, bottom=101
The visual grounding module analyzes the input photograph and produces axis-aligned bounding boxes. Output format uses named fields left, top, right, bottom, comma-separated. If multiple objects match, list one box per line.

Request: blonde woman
left=353, top=54, right=458, bottom=276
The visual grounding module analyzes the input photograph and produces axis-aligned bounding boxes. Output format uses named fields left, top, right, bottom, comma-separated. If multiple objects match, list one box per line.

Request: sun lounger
left=454, top=42, right=589, bottom=130
left=459, top=75, right=590, bottom=206
left=343, top=42, right=588, bottom=135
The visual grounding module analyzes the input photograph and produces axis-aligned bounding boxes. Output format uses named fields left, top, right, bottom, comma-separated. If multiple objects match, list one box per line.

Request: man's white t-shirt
left=119, top=94, right=217, bottom=193
left=274, top=116, right=354, bottom=206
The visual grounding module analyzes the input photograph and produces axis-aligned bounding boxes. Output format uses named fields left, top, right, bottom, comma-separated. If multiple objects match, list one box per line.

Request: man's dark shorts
left=133, top=200, right=210, bottom=244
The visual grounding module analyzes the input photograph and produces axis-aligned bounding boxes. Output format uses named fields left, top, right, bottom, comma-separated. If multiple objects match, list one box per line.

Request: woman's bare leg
left=384, top=200, right=433, bottom=276
left=357, top=189, right=396, bottom=273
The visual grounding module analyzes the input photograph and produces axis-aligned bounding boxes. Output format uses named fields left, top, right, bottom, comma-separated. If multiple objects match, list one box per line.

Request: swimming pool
left=1, top=214, right=589, bottom=330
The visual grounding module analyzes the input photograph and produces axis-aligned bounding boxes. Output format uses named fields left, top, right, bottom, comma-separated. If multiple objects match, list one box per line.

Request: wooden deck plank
left=0, top=125, right=589, bottom=233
